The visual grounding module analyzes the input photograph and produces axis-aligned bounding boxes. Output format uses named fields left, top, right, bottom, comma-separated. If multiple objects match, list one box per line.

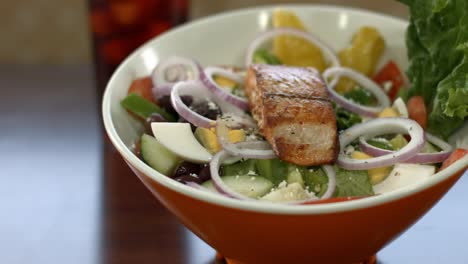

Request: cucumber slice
left=140, top=134, right=180, bottom=175
left=421, top=141, right=440, bottom=153
left=121, top=93, right=176, bottom=121
left=261, top=183, right=310, bottom=203
left=389, top=134, right=408, bottom=150
left=202, top=175, right=273, bottom=198
left=201, top=180, right=217, bottom=192
left=286, top=166, right=304, bottom=188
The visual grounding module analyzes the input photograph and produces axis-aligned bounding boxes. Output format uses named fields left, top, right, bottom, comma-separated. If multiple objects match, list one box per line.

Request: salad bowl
left=102, top=5, right=468, bottom=264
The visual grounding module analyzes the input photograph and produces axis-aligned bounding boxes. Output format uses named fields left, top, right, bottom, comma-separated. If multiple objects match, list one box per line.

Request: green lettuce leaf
left=399, top=0, right=468, bottom=138
left=334, top=167, right=374, bottom=197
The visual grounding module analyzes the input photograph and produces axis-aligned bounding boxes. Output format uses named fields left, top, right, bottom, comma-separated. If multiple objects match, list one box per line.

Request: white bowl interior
left=103, top=5, right=468, bottom=214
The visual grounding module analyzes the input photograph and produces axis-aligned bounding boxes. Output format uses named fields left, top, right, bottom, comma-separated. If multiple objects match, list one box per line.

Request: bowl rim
left=102, top=4, right=468, bottom=215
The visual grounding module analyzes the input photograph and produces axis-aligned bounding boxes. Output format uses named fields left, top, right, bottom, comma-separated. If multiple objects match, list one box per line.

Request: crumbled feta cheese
left=247, top=133, right=259, bottom=141
left=278, top=180, right=288, bottom=189
left=261, top=183, right=310, bottom=203
left=247, top=170, right=256, bottom=176
left=207, top=101, right=219, bottom=110
left=314, top=185, right=321, bottom=193
left=383, top=81, right=393, bottom=92
left=305, top=186, right=317, bottom=198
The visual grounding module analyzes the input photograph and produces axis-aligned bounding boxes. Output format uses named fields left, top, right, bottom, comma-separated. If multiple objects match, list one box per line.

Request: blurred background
left=12, top=1, right=468, bottom=264
left=0, top=0, right=407, bottom=65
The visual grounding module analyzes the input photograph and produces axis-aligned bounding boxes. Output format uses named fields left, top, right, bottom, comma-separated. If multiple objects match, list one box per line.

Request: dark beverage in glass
left=88, top=0, right=189, bottom=98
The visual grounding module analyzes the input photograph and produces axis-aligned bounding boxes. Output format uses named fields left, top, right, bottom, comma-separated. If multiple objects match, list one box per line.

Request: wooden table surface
left=1, top=62, right=467, bottom=264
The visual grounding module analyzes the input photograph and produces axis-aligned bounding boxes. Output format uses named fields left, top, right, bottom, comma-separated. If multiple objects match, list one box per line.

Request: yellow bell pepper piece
left=351, top=151, right=391, bottom=185
left=336, top=27, right=385, bottom=93
left=272, top=9, right=327, bottom=71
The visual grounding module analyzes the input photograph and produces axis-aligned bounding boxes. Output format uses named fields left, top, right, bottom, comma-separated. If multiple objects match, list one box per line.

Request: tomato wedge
left=373, top=60, right=405, bottom=101
left=407, top=96, right=427, bottom=129
left=128, top=76, right=155, bottom=103
left=440, top=149, right=468, bottom=171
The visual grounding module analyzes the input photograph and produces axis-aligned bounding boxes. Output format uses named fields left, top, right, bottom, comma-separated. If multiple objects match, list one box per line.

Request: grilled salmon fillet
left=245, top=64, right=338, bottom=166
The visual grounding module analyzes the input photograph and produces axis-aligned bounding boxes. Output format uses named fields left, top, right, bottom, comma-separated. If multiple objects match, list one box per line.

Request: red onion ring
left=171, top=81, right=215, bottom=128
left=216, top=118, right=276, bottom=159
left=360, top=133, right=453, bottom=164
left=209, top=149, right=254, bottom=200
left=201, top=67, right=249, bottom=110
left=337, top=117, right=425, bottom=170
left=171, top=81, right=247, bottom=128
left=320, top=165, right=337, bottom=200
left=245, top=28, right=340, bottom=73
left=323, top=67, right=391, bottom=117
left=152, top=56, right=204, bottom=98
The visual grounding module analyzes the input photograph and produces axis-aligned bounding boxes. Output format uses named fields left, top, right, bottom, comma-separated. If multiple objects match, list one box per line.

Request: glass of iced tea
left=88, top=0, right=189, bottom=97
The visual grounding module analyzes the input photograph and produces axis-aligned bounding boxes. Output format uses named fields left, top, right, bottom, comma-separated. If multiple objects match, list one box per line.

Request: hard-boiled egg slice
left=392, top=97, right=408, bottom=118
left=373, top=163, right=435, bottom=194
left=151, top=122, right=212, bottom=164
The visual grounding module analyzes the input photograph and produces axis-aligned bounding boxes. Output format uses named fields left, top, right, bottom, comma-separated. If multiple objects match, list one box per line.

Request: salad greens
left=222, top=160, right=374, bottom=198
left=343, top=87, right=375, bottom=106
left=367, top=139, right=394, bottom=151
left=121, top=93, right=176, bottom=121
left=255, top=159, right=288, bottom=185
left=300, top=167, right=329, bottom=197
left=335, top=107, right=362, bottom=131
left=222, top=159, right=257, bottom=176
left=253, top=48, right=282, bottom=65
left=399, top=0, right=468, bottom=138
left=334, top=168, right=374, bottom=197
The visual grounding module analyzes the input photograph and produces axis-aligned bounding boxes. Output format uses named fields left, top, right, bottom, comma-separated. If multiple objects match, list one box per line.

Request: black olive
left=173, top=161, right=201, bottom=178
left=144, top=113, right=166, bottom=136
left=190, top=100, right=222, bottom=120
left=198, top=164, right=211, bottom=182
left=157, top=95, right=193, bottom=118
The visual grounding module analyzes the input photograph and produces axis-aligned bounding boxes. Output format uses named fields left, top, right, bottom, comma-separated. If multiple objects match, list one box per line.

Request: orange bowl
left=102, top=5, right=468, bottom=264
